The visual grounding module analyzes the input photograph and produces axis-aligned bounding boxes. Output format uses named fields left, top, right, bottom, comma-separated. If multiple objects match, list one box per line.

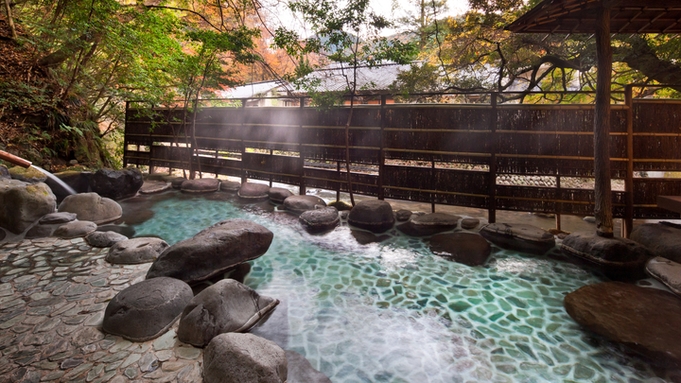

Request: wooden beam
left=594, top=1, right=614, bottom=237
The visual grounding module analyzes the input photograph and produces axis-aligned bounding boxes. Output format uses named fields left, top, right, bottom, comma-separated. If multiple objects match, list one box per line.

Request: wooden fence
left=123, top=89, right=681, bottom=233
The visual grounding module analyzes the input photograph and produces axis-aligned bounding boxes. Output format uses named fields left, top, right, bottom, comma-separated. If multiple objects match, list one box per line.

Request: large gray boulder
left=348, top=200, right=395, bottom=233
left=299, top=207, right=339, bottom=233
left=561, top=232, right=653, bottom=280
left=268, top=187, right=294, bottom=204
left=106, top=237, right=169, bottom=264
left=203, top=333, right=287, bottom=383
left=631, top=222, right=681, bottom=263
left=397, top=212, right=461, bottom=236
left=146, top=219, right=273, bottom=284
left=89, top=168, right=143, bottom=200
left=282, top=195, right=326, bottom=214
left=480, top=223, right=555, bottom=255
left=0, top=179, right=56, bottom=234
left=58, top=192, right=122, bottom=224
left=564, top=281, right=681, bottom=367
left=178, top=279, right=279, bottom=347
left=429, top=232, right=491, bottom=266
left=102, top=277, right=193, bottom=342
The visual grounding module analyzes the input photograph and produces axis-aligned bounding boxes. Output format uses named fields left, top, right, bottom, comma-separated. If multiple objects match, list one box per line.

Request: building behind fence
left=123, top=90, right=681, bottom=235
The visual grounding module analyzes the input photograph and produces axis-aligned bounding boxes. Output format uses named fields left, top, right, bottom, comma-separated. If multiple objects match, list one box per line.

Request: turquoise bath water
left=128, top=192, right=667, bottom=383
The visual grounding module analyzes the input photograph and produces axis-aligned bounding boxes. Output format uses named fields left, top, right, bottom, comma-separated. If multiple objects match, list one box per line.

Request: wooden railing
left=123, top=89, right=681, bottom=234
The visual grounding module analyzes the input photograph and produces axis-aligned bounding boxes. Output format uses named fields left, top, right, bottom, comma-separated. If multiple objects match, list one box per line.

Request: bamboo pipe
left=0, top=150, right=32, bottom=168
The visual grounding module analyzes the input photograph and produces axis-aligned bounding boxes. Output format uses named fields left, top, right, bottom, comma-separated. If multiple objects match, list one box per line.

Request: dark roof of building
left=506, top=0, right=681, bottom=34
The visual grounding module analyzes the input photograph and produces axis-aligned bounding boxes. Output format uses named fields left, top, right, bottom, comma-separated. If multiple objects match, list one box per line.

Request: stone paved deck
left=0, top=238, right=202, bottom=383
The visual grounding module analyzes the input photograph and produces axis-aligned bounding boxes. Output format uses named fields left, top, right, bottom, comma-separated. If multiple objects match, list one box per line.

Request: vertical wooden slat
left=240, top=98, right=247, bottom=184
left=299, top=98, right=306, bottom=195
left=123, top=101, right=130, bottom=168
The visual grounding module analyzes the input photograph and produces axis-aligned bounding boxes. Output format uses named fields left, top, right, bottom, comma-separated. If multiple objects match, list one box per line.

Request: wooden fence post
left=123, top=101, right=130, bottom=168
left=240, top=98, right=247, bottom=184
left=299, top=98, right=306, bottom=195
left=379, top=95, right=386, bottom=200
left=489, top=92, right=498, bottom=223
left=624, top=85, right=634, bottom=238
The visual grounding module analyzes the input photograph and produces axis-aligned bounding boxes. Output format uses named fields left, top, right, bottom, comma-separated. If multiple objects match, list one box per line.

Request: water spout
left=0, top=150, right=76, bottom=196
left=0, top=150, right=32, bottom=168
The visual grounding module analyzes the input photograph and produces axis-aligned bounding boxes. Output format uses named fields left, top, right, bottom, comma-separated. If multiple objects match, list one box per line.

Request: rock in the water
left=182, top=178, right=220, bottom=193
left=238, top=182, right=270, bottom=199
left=397, top=212, right=461, bottom=236
left=58, top=192, right=122, bottom=224
left=139, top=180, right=171, bottom=194
left=220, top=180, right=241, bottom=192
left=39, top=212, right=77, bottom=224
left=97, top=224, right=136, bottom=238
left=86, top=231, right=128, bottom=247
left=646, top=257, right=681, bottom=297
left=283, top=195, right=326, bottom=215
left=328, top=200, right=352, bottom=211
left=203, top=333, right=287, bottom=383
left=102, top=277, right=193, bottom=342
left=171, top=177, right=186, bottom=189
left=561, top=232, right=653, bottom=280
left=564, top=281, right=681, bottom=367
left=178, top=279, right=279, bottom=347
left=9, top=165, right=47, bottom=183
left=480, top=223, right=555, bottom=255
left=268, top=187, right=293, bottom=204
left=146, top=219, right=273, bottom=284
left=460, top=218, right=481, bottom=230
left=395, top=209, right=412, bottom=222
left=429, top=232, right=491, bottom=266
left=631, top=222, right=681, bottom=263
left=0, top=164, right=9, bottom=179
left=286, top=350, right=332, bottom=383
left=54, top=220, right=97, bottom=238
left=25, top=223, right=57, bottom=239
left=348, top=200, right=395, bottom=233
left=0, top=180, right=57, bottom=234
left=299, top=207, right=339, bottom=233
left=106, top=237, right=168, bottom=264
left=351, top=230, right=390, bottom=245
left=90, top=168, right=143, bottom=200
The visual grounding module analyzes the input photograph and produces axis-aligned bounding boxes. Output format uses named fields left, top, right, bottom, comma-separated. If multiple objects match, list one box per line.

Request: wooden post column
left=593, top=0, right=614, bottom=237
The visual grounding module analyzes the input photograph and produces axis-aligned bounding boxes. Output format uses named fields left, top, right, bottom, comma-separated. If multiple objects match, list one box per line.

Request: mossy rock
left=9, top=166, right=47, bottom=183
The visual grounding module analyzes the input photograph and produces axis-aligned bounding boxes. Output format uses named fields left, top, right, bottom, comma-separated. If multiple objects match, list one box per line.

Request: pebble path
left=0, top=238, right=203, bottom=383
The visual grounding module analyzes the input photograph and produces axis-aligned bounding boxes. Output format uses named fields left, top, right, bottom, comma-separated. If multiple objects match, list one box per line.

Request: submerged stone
left=429, top=232, right=491, bottom=266
left=177, top=279, right=279, bottom=347
left=480, top=223, right=555, bottom=255
left=102, top=277, right=193, bottom=342
left=286, top=350, right=332, bottom=383
left=146, top=219, right=273, bottom=284
left=564, top=281, right=681, bottom=367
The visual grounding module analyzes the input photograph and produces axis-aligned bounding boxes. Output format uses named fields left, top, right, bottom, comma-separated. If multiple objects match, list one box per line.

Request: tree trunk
left=4, top=0, right=17, bottom=40
left=593, top=3, right=613, bottom=238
